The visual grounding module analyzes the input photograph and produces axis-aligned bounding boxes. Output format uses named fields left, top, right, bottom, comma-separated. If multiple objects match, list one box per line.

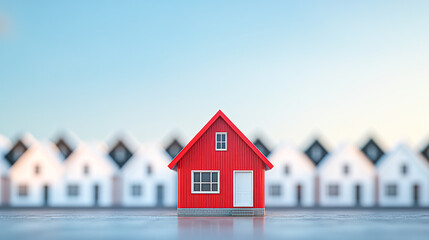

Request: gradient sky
left=1, top=1, right=429, bottom=149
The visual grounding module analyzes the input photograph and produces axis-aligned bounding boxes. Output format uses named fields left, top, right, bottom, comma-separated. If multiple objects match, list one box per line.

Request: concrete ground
left=0, top=209, right=428, bottom=240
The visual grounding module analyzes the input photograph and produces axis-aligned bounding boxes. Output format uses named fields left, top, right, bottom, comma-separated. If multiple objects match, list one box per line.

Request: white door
left=234, top=171, right=253, bottom=207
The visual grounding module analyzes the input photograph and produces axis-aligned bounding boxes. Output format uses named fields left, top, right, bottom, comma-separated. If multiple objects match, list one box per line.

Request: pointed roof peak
left=168, top=110, right=273, bottom=170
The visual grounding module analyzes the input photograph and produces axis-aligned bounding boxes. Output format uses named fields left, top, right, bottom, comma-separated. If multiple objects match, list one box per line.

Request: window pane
left=202, top=172, right=210, bottom=182
left=201, top=184, right=210, bottom=191
left=212, top=172, right=218, bottom=182
left=212, top=184, right=218, bottom=191
left=221, top=143, right=226, bottom=149
left=216, top=134, right=221, bottom=141
left=194, top=184, right=200, bottom=191
left=194, top=172, right=200, bottom=182
left=221, top=134, right=226, bottom=141
left=216, top=143, right=221, bottom=149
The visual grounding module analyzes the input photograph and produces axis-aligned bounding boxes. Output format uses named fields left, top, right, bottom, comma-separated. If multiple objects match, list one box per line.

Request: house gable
left=304, top=139, right=328, bottom=165
left=168, top=110, right=273, bottom=170
left=108, top=140, right=134, bottom=168
left=5, top=140, right=28, bottom=166
left=253, top=138, right=271, bottom=157
left=56, top=138, right=74, bottom=160
left=361, top=138, right=384, bottom=164
left=165, top=138, right=184, bottom=159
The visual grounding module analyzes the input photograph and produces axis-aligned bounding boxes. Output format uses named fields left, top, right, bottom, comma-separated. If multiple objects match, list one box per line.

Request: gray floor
left=0, top=209, right=429, bottom=240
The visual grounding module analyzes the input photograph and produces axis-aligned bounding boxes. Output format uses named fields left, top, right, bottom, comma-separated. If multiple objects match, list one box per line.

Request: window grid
left=269, top=184, right=281, bottom=197
left=67, top=185, right=79, bottom=197
left=215, top=132, right=227, bottom=151
left=191, top=170, right=220, bottom=193
left=131, top=184, right=142, bottom=197
left=386, top=184, right=397, bottom=197
left=18, top=185, right=28, bottom=197
left=328, top=184, right=340, bottom=197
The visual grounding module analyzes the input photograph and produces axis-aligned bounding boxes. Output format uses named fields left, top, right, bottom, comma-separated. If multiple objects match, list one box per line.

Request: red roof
left=168, top=110, right=274, bottom=171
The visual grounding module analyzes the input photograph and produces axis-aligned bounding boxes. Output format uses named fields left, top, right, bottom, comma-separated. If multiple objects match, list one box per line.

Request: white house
left=265, top=142, right=316, bottom=207
left=377, top=142, right=429, bottom=207
left=0, top=135, right=11, bottom=205
left=60, top=142, right=117, bottom=207
left=120, top=142, right=176, bottom=207
left=9, top=135, right=64, bottom=206
left=318, top=142, right=376, bottom=207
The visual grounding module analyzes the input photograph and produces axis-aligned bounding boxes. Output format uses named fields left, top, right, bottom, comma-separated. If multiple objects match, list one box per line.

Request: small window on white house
left=35, top=164, right=40, bottom=175
left=269, top=184, right=281, bottom=197
left=83, top=164, right=90, bottom=175
left=284, top=165, right=290, bottom=175
left=215, top=133, right=227, bottom=151
left=343, top=164, right=349, bottom=175
left=67, top=185, right=79, bottom=197
left=131, top=184, right=142, bottom=197
left=147, top=165, right=152, bottom=175
left=18, top=185, right=28, bottom=197
left=386, top=184, right=397, bottom=197
left=192, top=171, right=219, bottom=193
left=328, top=184, right=339, bottom=197
left=401, top=164, right=408, bottom=176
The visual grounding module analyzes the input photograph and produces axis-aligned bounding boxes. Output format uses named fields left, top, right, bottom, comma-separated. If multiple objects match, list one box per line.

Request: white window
left=386, top=184, right=397, bottom=197
left=192, top=171, right=219, bottom=193
left=67, top=185, right=79, bottom=197
left=131, top=184, right=142, bottom=197
left=269, top=184, right=281, bottom=197
left=328, top=184, right=339, bottom=197
left=215, top=132, right=227, bottom=151
left=18, top=184, right=28, bottom=197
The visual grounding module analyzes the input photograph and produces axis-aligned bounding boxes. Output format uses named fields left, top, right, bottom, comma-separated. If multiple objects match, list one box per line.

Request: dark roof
left=4, top=140, right=28, bottom=166
left=108, top=140, right=134, bottom=168
left=56, top=138, right=74, bottom=160
left=421, top=143, right=429, bottom=163
left=165, top=138, right=183, bottom=159
left=304, top=139, right=328, bottom=166
left=361, top=138, right=384, bottom=164
left=253, top=138, right=271, bottom=157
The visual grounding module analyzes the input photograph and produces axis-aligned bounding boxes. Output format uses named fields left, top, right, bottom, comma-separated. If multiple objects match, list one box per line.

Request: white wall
left=318, top=143, right=376, bottom=207
left=265, top=143, right=315, bottom=207
left=377, top=143, right=429, bottom=207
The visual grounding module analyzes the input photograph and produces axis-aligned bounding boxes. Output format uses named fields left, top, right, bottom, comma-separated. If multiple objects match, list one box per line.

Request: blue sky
left=1, top=1, right=429, bottom=148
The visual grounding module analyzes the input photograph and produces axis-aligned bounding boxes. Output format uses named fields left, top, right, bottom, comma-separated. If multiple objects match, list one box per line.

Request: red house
left=168, top=110, right=274, bottom=216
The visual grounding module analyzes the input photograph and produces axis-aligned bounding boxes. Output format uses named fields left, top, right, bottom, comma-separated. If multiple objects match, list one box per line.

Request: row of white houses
left=1, top=133, right=429, bottom=207
left=0, top=133, right=182, bottom=207
left=264, top=138, right=429, bottom=207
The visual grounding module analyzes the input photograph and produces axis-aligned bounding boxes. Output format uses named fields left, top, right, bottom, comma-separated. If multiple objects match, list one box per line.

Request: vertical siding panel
left=177, top=118, right=266, bottom=208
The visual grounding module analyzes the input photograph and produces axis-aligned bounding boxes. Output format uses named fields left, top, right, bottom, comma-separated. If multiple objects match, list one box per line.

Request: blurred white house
left=60, top=139, right=117, bottom=207
left=120, top=142, right=176, bottom=207
left=265, top=142, right=315, bottom=207
left=318, top=142, right=376, bottom=207
left=8, top=134, right=64, bottom=206
left=377, top=142, right=429, bottom=207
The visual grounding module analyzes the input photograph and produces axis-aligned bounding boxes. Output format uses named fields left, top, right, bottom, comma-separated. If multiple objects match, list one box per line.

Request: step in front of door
left=231, top=209, right=255, bottom=216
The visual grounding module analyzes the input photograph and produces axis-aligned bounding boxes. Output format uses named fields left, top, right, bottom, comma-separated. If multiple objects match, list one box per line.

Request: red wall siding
left=177, top=118, right=265, bottom=208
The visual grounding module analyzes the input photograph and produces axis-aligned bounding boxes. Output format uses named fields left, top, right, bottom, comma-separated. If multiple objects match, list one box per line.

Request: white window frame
left=269, top=184, right=282, bottom=197
left=18, top=184, right=28, bottom=197
left=191, top=170, right=220, bottom=194
left=215, top=132, right=227, bottom=151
